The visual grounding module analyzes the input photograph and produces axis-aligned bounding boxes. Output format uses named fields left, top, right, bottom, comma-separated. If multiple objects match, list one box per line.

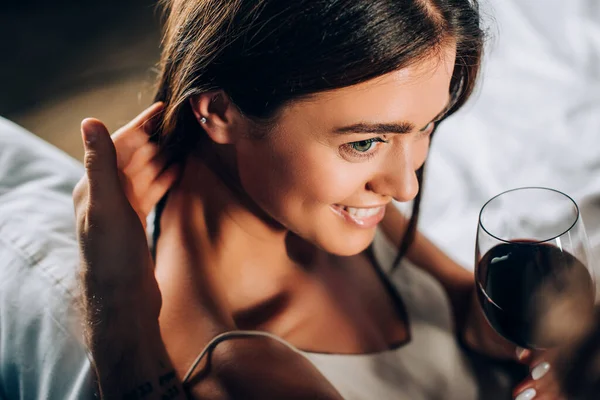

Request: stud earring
left=200, top=117, right=207, bottom=124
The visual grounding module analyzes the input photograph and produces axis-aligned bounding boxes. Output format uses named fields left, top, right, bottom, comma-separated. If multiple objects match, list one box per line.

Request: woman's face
left=234, top=47, right=456, bottom=256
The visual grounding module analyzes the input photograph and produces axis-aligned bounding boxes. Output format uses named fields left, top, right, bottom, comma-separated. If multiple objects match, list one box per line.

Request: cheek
left=287, top=149, right=367, bottom=204
left=235, top=140, right=366, bottom=214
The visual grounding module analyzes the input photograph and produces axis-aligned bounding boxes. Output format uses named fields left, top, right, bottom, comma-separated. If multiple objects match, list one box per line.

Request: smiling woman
left=7, top=0, right=532, bottom=399
left=74, top=0, right=491, bottom=398
left=101, top=1, right=489, bottom=398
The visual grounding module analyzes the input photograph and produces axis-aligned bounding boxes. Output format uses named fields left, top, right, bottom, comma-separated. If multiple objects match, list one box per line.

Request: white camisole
left=298, top=229, right=479, bottom=399
left=149, top=207, right=484, bottom=399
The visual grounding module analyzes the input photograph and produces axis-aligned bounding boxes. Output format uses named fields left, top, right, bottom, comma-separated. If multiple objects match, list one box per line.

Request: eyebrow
left=334, top=122, right=415, bottom=135
left=333, top=95, right=453, bottom=135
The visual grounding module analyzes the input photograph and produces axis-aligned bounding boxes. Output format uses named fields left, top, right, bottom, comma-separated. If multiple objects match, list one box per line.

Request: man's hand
left=73, top=103, right=185, bottom=399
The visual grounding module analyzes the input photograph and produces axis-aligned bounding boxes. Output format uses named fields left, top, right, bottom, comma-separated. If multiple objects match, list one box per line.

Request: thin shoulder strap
left=182, top=330, right=303, bottom=383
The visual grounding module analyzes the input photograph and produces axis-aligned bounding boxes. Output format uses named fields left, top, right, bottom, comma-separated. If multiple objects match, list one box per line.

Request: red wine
left=477, top=242, right=595, bottom=349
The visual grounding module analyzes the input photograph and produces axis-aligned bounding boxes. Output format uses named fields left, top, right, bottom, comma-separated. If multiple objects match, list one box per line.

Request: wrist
left=86, top=313, right=181, bottom=399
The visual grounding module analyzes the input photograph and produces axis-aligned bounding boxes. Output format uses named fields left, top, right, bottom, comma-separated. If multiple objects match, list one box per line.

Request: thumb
left=81, top=118, right=125, bottom=208
left=516, top=347, right=534, bottom=364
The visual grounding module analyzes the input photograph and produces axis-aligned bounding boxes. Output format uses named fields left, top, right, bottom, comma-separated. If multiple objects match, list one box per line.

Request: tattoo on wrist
left=120, top=370, right=179, bottom=400
left=123, top=382, right=153, bottom=400
left=159, top=370, right=176, bottom=386
left=161, top=385, right=180, bottom=400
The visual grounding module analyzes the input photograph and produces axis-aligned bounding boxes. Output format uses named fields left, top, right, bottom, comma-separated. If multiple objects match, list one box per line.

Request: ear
left=189, top=91, right=244, bottom=144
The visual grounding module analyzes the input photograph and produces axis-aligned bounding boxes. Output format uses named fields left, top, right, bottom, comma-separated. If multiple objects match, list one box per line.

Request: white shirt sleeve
left=0, top=226, right=98, bottom=399
left=0, top=116, right=97, bottom=399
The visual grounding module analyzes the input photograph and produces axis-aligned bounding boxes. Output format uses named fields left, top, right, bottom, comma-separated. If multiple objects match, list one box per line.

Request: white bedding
left=416, top=0, right=600, bottom=270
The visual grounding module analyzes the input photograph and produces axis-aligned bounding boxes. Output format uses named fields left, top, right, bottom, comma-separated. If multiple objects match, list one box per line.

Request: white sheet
left=415, top=0, right=600, bottom=270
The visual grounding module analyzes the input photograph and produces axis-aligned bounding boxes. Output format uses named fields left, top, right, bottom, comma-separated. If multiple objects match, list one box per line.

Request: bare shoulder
left=187, top=334, right=343, bottom=400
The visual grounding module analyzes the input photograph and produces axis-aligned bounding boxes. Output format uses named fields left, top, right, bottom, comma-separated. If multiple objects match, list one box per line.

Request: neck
left=155, top=152, right=321, bottom=327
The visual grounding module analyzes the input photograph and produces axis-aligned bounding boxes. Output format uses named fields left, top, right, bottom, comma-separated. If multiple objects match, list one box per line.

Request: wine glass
left=475, top=187, right=596, bottom=350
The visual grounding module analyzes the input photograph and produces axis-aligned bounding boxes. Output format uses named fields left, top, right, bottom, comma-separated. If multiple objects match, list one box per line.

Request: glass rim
left=478, top=186, right=580, bottom=245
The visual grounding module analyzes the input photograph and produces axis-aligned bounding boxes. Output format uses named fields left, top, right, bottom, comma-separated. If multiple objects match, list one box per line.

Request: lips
left=330, top=204, right=386, bottom=228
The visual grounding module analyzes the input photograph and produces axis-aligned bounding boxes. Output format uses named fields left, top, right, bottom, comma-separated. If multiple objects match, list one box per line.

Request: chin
left=315, top=226, right=377, bottom=257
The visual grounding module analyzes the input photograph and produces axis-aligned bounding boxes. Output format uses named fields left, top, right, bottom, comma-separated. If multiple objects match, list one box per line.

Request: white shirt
left=0, top=117, right=96, bottom=399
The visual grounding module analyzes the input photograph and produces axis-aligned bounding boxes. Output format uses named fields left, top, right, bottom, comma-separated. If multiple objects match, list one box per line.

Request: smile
left=330, top=204, right=386, bottom=228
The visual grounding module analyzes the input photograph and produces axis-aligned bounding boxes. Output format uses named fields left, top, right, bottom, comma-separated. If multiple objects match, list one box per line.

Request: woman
left=73, top=0, right=560, bottom=399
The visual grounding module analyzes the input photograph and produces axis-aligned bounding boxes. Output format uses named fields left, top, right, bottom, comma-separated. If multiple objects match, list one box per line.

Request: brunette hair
left=153, top=0, right=484, bottom=265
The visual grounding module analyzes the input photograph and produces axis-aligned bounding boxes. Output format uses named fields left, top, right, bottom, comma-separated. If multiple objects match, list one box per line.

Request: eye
left=340, top=137, right=389, bottom=161
left=350, top=137, right=388, bottom=153
left=351, top=138, right=379, bottom=152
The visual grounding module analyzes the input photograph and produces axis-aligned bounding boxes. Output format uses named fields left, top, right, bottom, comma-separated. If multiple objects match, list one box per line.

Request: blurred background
left=0, top=0, right=162, bottom=160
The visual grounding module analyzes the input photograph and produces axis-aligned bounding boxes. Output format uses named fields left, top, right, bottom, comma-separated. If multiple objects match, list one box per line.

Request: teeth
left=344, top=206, right=381, bottom=218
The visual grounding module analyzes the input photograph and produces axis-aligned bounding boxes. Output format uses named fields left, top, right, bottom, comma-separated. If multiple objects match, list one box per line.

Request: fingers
left=514, top=388, right=537, bottom=400
left=513, top=359, right=564, bottom=400
left=138, top=164, right=181, bottom=217
left=112, top=102, right=164, bottom=169
left=126, top=157, right=172, bottom=209
left=122, top=139, right=160, bottom=178
left=123, top=145, right=178, bottom=207
left=77, top=103, right=177, bottom=230
left=81, top=118, right=127, bottom=213
left=516, top=347, right=534, bottom=364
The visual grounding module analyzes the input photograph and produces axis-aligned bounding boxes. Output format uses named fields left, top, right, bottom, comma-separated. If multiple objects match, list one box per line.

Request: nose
left=366, top=150, right=420, bottom=203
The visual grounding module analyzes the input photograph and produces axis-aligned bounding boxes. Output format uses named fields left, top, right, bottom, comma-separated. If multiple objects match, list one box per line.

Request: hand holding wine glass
left=475, top=187, right=597, bottom=399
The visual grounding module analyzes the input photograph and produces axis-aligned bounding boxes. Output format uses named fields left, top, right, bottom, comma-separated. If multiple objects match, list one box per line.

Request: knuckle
left=84, top=151, right=101, bottom=172
left=72, top=178, right=88, bottom=202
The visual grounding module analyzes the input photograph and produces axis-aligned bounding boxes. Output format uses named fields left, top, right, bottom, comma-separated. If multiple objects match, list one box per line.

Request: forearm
left=83, top=296, right=187, bottom=400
